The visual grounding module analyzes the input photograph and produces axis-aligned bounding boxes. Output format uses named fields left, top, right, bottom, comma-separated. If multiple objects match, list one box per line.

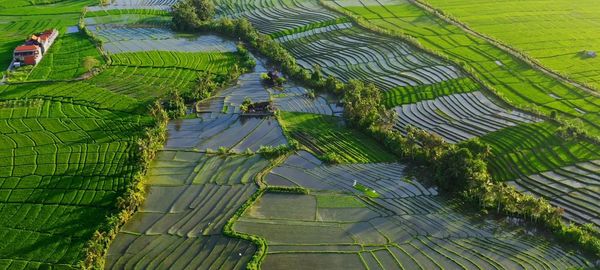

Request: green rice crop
left=110, top=51, right=236, bottom=74
left=316, top=194, right=366, bottom=208
left=0, top=96, right=151, bottom=268
left=480, top=121, right=600, bottom=181
left=278, top=111, right=397, bottom=163
left=0, top=0, right=94, bottom=67
left=425, top=0, right=600, bottom=91
left=383, top=77, right=480, bottom=108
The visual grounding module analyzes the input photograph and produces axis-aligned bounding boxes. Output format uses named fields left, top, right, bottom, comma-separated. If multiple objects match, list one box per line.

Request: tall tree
left=191, top=0, right=215, bottom=21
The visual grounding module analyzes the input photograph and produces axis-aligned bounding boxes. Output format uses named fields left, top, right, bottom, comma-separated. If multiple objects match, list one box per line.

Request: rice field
left=278, top=111, right=397, bottom=163
left=480, top=121, right=600, bottom=226
left=481, top=122, right=600, bottom=182
left=165, top=115, right=288, bottom=153
left=25, top=32, right=105, bottom=81
left=328, top=0, right=600, bottom=136
left=392, top=91, right=540, bottom=143
left=215, top=0, right=473, bottom=93
left=106, top=150, right=263, bottom=269
left=1, top=0, right=599, bottom=267
left=89, top=66, right=200, bottom=101
left=508, top=160, right=600, bottom=227
left=424, top=0, right=600, bottom=91
left=0, top=88, right=151, bottom=268
left=234, top=151, right=594, bottom=269
left=87, top=0, right=177, bottom=11
left=110, top=51, right=236, bottom=73
left=88, top=26, right=237, bottom=53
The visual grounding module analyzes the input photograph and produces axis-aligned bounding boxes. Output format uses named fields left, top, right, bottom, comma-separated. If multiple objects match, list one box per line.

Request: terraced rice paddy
left=0, top=0, right=95, bottom=68
left=481, top=121, right=600, bottom=226
left=393, top=91, right=540, bottom=143
left=110, top=51, right=236, bottom=73
left=165, top=115, right=288, bottom=153
left=87, top=0, right=177, bottom=11
left=0, top=85, right=151, bottom=268
left=481, top=122, right=600, bottom=182
left=2, top=0, right=600, bottom=267
left=424, top=0, right=600, bottom=90
left=508, top=160, right=600, bottom=227
left=82, top=12, right=241, bottom=101
left=90, top=66, right=202, bottom=101
left=106, top=151, right=263, bottom=269
left=328, top=0, right=600, bottom=135
left=215, top=0, right=469, bottom=92
left=106, top=55, right=286, bottom=269
left=236, top=151, right=594, bottom=270
left=278, top=111, right=396, bottom=163
left=87, top=26, right=236, bottom=53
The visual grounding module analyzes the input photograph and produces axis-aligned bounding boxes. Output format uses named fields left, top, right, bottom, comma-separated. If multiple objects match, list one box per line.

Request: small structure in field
left=262, top=70, right=286, bottom=86
left=12, top=29, right=59, bottom=68
left=584, top=50, right=597, bottom=58
left=241, top=99, right=274, bottom=115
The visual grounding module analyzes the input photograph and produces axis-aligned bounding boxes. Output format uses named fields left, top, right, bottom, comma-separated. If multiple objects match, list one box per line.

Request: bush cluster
left=265, top=185, right=310, bottom=195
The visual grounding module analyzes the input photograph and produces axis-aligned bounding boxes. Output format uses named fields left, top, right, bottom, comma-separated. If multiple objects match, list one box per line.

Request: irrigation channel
left=105, top=53, right=595, bottom=270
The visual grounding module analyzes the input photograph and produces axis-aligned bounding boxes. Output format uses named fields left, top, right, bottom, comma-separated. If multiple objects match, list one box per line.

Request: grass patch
left=316, top=194, right=366, bottom=208
left=353, top=184, right=379, bottom=198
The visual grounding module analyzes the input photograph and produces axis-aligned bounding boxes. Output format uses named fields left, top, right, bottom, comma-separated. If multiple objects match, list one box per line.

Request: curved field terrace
left=392, top=91, right=540, bottom=143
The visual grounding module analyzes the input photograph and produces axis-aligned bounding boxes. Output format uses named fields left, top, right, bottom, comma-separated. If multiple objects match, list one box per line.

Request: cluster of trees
left=257, top=144, right=295, bottom=159
left=342, top=80, right=394, bottom=130
left=163, top=90, right=186, bottom=118
left=265, top=185, right=310, bottom=194
left=83, top=101, right=169, bottom=269
left=172, top=0, right=215, bottom=31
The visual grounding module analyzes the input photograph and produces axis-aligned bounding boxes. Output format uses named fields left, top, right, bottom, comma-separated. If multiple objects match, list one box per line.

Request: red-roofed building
left=14, top=45, right=42, bottom=66
left=12, top=29, right=59, bottom=67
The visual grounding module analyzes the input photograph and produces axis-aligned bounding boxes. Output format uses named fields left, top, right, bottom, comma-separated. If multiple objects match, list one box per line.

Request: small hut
left=585, top=50, right=597, bottom=58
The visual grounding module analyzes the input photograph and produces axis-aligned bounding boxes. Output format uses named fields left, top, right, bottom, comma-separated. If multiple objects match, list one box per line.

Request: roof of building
left=14, top=45, right=39, bottom=52
left=38, top=30, right=56, bottom=41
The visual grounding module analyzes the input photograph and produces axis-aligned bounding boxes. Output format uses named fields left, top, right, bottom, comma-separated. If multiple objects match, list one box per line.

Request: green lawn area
left=278, top=111, right=397, bottom=163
